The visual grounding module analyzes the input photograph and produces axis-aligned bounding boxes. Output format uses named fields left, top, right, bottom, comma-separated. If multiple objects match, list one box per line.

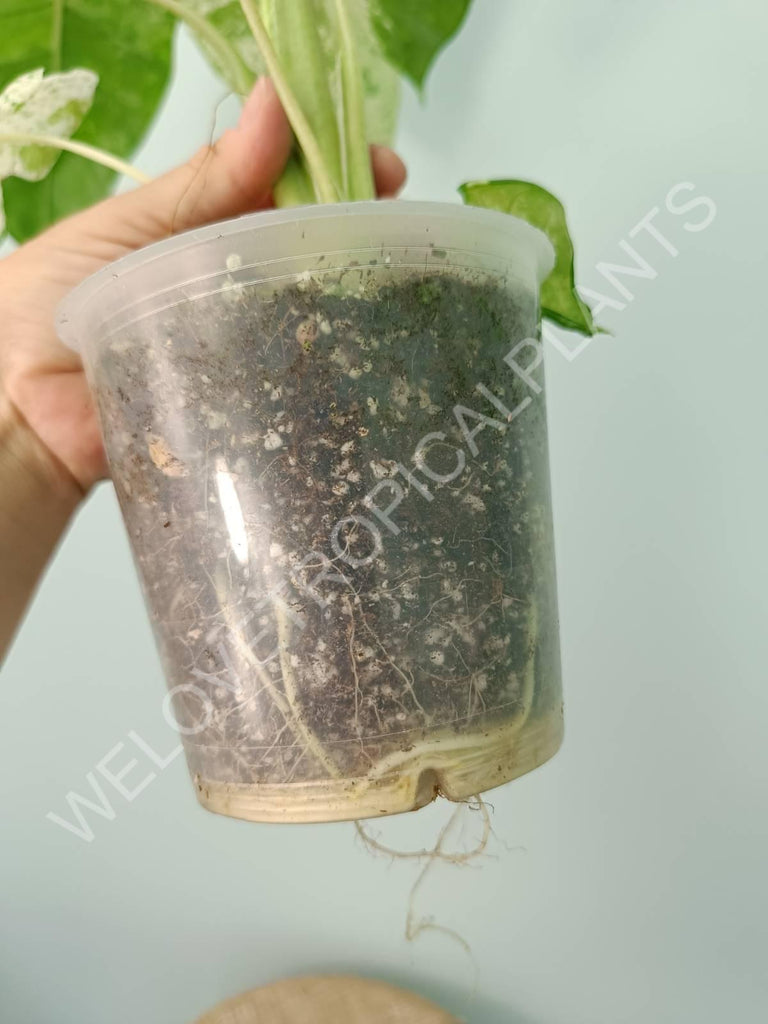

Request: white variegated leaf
left=0, top=68, right=98, bottom=182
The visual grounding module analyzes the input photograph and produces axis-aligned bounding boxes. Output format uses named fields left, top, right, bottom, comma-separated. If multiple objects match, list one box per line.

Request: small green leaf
left=369, top=0, right=472, bottom=90
left=0, top=0, right=174, bottom=241
left=459, top=179, right=598, bottom=336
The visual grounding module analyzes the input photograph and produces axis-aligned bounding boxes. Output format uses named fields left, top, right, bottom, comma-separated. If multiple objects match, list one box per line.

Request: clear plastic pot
left=57, top=201, right=562, bottom=823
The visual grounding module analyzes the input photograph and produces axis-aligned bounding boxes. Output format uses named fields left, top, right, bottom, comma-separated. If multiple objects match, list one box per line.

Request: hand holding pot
left=0, top=78, right=405, bottom=658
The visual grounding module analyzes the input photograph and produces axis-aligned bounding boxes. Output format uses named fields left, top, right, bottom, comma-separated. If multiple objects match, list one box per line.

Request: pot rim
left=56, top=200, right=555, bottom=351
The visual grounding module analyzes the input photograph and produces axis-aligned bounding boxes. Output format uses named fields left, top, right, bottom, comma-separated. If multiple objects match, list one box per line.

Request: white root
left=357, top=796, right=489, bottom=975
left=272, top=598, right=342, bottom=779
left=354, top=794, right=491, bottom=864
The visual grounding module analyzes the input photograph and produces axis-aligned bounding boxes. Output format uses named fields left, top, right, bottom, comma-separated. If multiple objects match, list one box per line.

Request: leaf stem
left=335, top=0, right=375, bottom=200
left=50, top=0, right=64, bottom=72
left=267, top=0, right=344, bottom=198
left=273, top=153, right=317, bottom=208
left=0, top=133, right=150, bottom=184
left=237, top=0, right=339, bottom=204
left=145, top=0, right=253, bottom=96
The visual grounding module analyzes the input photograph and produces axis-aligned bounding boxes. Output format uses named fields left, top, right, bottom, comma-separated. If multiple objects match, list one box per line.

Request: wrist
left=0, top=389, right=83, bottom=511
left=0, top=389, right=82, bottom=658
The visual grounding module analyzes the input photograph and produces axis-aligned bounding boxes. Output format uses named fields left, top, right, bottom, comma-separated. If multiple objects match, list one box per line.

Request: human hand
left=0, top=78, right=406, bottom=496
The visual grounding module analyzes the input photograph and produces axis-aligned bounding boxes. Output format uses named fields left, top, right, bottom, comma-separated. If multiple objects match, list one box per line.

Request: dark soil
left=93, top=266, right=561, bottom=786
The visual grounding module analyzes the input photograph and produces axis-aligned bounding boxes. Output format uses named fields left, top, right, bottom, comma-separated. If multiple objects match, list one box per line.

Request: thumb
left=88, top=77, right=292, bottom=244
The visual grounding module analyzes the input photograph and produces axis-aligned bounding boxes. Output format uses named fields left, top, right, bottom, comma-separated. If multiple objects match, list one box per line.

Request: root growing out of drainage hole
left=355, top=794, right=492, bottom=969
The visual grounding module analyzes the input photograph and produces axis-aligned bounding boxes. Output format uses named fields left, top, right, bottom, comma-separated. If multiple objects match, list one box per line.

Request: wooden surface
left=195, top=975, right=459, bottom=1023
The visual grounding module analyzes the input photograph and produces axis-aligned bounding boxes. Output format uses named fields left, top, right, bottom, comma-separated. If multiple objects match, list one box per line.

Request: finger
left=48, top=77, right=290, bottom=257
left=371, top=145, right=407, bottom=198
left=112, top=77, right=293, bottom=240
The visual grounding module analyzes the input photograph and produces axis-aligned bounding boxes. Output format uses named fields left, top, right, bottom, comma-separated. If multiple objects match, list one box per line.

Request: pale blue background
left=2, top=1, right=767, bottom=1021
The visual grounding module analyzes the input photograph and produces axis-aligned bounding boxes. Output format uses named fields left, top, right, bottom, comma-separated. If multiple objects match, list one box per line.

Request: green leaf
left=459, top=179, right=598, bottom=336
left=263, top=0, right=399, bottom=148
left=369, top=0, right=471, bottom=90
left=342, top=0, right=399, bottom=146
left=0, top=0, right=174, bottom=241
left=183, top=0, right=264, bottom=91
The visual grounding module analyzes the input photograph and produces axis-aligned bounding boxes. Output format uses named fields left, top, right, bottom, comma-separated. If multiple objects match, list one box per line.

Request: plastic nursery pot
left=57, top=201, right=562, bottom=824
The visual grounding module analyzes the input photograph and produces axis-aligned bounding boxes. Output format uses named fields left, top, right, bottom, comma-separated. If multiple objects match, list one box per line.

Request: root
left=354, top=596, right=540, bottom=793
left=356, top=602, right=431, bottom=721
left=407, top=915, right=473, bottom=957
left=354, top=795, right=491, bottom=864
left=518, top=599, right=538, bottom=725
left=272, top=599, right=342, bottom=779
left=356, top=796, right=488, bottom=975
left=199, top=506, right=539, bottom=790
left=359, top=716, right=521, bottom=786
left=343, top=595, right=362, bottom=739
left=208, top=564, right=341, bottom=780
left=404, top=800, right=481, bottom=979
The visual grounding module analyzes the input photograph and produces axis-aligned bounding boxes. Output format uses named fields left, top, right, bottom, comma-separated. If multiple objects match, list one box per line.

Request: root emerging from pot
left=356, top=795, right=490, bottom=972
left=354, top=795, right=491, bottom=864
